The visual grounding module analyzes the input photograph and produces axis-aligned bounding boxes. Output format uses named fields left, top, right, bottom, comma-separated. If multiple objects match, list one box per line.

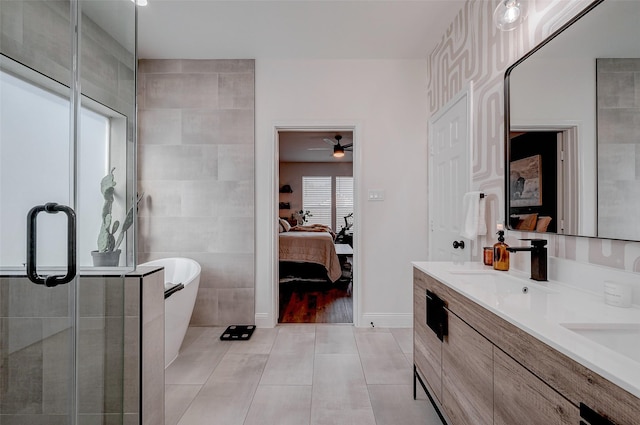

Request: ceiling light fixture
left=333, top=145, right=345, bottom=158
left=493, top=0, right=526, bottom=31
left=131, top=0, right=148, bottom=6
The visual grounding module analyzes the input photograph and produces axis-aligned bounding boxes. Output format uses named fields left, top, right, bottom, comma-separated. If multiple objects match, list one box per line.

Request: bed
left=278, top=222, right=342, bottom=282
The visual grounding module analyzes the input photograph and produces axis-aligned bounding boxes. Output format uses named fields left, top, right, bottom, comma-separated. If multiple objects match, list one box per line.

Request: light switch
left=368, top=190, right=385, bottom=201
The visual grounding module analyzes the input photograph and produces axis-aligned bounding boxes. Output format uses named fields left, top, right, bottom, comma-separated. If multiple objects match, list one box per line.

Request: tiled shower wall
left=427, top=0, right=640, bottom=272
left=137, top=59, right=256, bottom=326
left=596, top=58, right=640, bottom=241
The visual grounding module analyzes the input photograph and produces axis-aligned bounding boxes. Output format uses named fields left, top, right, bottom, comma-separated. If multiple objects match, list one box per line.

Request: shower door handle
left=26, top=203, right=77, bottom=287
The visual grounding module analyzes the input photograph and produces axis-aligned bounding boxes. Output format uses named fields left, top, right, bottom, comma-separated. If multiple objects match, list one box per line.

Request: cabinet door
left=442, top=312, right=493, bottom=425
left=494, top=349, right=579, bottom=425
left=413, top=272, right=442, bottom=401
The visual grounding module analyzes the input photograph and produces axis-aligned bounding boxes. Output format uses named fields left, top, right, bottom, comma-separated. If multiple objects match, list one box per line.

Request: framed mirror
left=504, top=0, right=640, bottom=241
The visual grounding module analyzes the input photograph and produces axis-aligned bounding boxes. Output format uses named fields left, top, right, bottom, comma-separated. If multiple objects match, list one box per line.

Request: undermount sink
left=450, top=271, right=558, bottom=295
left=561, top=323, right=640, bottom=363
left=448, top=269, right=498, bottom=275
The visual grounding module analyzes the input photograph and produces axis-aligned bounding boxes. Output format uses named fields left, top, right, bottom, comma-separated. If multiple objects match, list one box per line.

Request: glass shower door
left=1, top=0, right=137, bottom=424
left=0, top=58, right=79, bottom=423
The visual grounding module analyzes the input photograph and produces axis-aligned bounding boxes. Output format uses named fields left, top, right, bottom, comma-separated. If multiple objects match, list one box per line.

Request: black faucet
left=507, top=239, right=548, bottom=281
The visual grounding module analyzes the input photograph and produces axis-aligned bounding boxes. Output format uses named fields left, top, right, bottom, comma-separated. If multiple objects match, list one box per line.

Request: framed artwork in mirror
left=510, top=154, right=542, bottom=207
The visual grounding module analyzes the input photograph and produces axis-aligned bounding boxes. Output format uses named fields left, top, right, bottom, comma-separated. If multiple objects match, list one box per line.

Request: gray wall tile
left=138, top=59, right=181, bottom=74
left=138, top=59, right=255, bottom=326
left=217, top=288, right=255, bottom=324
left=189, top=253, right=255, bottom=289
left=142, top=316, right=165, bottom=425
left=218, top=145, right=254, bottom=181
left=143, top=73, right=218, bottom=109
left=138, top=145, right=218, bottom=181
left=219, top=73, right=255, bottom=109
left=181, top=59, right=255, bottom=73
left=182, top=109, right=254, bottom=145
left=180, top=180, right=253, bottom=218
left=138, top=109, right=182, bottom=145
left=189, top=288, right=219, bottom=326
left=137, top=180, right=183, bottom=217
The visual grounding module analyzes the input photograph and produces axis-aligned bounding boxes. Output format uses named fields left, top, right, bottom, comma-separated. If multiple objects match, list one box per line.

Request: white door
left=428, top=86, right=472, bottom=261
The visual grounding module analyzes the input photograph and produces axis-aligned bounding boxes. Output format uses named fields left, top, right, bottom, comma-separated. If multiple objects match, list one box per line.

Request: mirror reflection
left=505, top=0, right=640, bottom=241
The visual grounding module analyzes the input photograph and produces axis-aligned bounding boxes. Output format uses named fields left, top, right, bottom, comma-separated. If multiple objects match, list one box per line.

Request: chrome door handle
left=26, top=203, right=76, bottom=287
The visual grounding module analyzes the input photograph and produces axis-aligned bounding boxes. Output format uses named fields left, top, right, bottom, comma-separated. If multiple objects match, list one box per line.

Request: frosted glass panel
left=0, top=69, right=110, bottom=268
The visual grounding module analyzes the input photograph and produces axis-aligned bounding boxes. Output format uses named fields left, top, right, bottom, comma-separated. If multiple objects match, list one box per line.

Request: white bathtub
left=140, top=257, right=201, bottom=368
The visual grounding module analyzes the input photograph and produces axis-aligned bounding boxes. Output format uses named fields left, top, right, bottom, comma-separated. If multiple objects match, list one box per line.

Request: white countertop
left=412, top=261, right=640, bottom=399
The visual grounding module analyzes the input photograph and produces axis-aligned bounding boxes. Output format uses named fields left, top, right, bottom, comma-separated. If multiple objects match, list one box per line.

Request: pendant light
left=494, top=0, right=527, bottom=31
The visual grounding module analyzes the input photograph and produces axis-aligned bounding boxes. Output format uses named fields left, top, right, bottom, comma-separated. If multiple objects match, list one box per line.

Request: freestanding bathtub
left=139, top=257, right=201, bottom=368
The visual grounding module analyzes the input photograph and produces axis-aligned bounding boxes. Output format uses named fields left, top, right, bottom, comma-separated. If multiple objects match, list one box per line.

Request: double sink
left=447, top=267, right=640, bottom=364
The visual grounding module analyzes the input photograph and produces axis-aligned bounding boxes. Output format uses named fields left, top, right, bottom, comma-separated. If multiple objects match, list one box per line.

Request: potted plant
left=91, top=168, right=136, bottom=267
left=293, top=209, right=312, bottom=225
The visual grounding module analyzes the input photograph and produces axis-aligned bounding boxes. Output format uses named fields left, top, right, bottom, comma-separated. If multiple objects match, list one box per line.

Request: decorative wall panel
left=427, top=0, right=640, bottom=272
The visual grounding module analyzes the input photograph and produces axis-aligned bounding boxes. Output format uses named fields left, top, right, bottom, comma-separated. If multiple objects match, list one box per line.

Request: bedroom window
left=336, top=176, right=354, bottom=230
left=302, top=176, right=332, bottom=227
left=302, top=176, right=354, bottom=230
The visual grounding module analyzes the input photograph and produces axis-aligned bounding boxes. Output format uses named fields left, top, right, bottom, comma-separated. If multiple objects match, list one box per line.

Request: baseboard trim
left=360, top=313, right=413, bottom=328
left=255, top=313, right=275, bottom=328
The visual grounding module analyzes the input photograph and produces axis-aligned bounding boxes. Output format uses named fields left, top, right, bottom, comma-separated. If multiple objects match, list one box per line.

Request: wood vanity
left=413, top=264, right=640, bottom=425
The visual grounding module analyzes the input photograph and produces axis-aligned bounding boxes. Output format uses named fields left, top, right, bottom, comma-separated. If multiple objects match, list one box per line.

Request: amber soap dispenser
left=493, top=226, right=509, bottom=271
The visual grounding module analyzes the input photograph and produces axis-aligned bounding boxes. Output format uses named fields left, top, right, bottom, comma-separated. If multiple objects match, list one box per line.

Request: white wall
left=256, top=59, right=429, bottom=327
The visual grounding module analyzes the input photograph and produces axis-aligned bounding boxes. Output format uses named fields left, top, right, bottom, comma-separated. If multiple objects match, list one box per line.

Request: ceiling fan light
left=494, top=0, right=526, bottom=31
left=333, top=145, right=345, bottom=158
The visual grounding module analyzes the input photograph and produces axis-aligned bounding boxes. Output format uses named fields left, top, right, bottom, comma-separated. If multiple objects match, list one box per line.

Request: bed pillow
left=514, top=213, right=538, bottom=231
left=279, top=218, right=291, bottom=232
left=536, top=216, right=552, bottom=232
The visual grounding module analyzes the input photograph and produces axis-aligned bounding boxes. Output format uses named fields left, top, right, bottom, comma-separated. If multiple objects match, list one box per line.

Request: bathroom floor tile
left=165, top=331, right=230, bottom=385
left=355, top=331, right=405, bottom=356
left=359, top=352, right=413, bottom=385
left=260, top=352, right=314, bottom=385
left=164, top=384, right=201, bottom=425
left=390, top=327, right=414, bottom=354
left=314, top=325, right=358, bottom=354
left=225, top=327, right=277, bottom=354
left=243, top=385, right=312, bottom=425
left=166, top=326, right=442, bottom=425
left=369, top=384, right=442, bottom=425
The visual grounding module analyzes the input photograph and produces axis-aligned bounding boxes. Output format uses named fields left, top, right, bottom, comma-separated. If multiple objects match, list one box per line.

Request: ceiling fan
left=323, top=135, right=353, bottom=158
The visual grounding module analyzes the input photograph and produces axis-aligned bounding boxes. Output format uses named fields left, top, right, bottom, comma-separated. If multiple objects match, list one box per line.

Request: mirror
left=505, top=0, right=640, bottom=241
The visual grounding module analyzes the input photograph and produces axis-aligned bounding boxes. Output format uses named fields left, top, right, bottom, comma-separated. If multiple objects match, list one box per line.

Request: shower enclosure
left=1, top=0, right=138, bottom=423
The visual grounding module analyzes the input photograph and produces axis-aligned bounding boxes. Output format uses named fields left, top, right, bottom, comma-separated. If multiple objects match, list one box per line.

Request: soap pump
left=493, top=229, right=509, bottom=271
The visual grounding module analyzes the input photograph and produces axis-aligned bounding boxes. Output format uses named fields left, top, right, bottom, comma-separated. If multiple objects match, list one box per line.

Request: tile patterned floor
left=165, top=325, right=443, bottom=425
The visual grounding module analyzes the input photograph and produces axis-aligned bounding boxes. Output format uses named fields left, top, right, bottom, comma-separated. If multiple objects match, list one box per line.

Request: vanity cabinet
left=441, top=312, right=493, bottom=425
left=494, top=348, right=579, bottom=425
left=413, top=267, right=639, bottom=425
left=413, top=269, right=442, bottom=401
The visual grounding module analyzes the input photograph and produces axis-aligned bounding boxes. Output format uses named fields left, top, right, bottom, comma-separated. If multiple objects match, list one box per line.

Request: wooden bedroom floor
left=279, top=282, right=353, bottom=323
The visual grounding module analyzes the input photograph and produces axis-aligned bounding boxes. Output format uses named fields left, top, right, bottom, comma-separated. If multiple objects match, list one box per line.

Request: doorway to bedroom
left=277, top=130, right=354, bottom=323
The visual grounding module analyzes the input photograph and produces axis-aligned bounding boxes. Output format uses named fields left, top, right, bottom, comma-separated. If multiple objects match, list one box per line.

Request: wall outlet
left=368, top=190, right=385, bottom=201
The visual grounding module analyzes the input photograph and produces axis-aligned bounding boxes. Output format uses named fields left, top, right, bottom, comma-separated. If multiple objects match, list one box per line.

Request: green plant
left=297, top=209, right=313, bottom=224
left=97, top=168, right=135, bottom=253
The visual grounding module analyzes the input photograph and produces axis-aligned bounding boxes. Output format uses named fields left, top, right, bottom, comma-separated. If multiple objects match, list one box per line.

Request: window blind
left=302, top=176, right=332, bottom=227
left=336, top=176, right=354, bottom=230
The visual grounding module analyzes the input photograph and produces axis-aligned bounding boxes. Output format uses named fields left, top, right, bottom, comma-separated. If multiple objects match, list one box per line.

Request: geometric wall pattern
left=427, top=0, right=640, bottom=272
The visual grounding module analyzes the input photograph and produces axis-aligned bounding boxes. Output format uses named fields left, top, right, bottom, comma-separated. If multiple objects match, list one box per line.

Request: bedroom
left=277, top=130, right=354, bottom=323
